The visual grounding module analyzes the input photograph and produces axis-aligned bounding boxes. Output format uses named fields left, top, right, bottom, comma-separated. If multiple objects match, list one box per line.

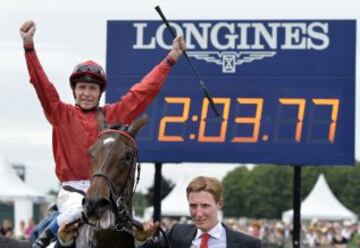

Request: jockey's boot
left=32, top=226, right=54, bottom=248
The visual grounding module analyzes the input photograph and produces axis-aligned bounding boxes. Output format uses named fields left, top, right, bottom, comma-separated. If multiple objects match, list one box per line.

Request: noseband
left=88, top=129, right=142, bottom=234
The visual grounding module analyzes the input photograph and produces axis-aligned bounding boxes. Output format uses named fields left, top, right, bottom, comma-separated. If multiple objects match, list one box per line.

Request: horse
left=76, top=115, right=147, bottom=248
left=0, top=115, right=147, bottom=248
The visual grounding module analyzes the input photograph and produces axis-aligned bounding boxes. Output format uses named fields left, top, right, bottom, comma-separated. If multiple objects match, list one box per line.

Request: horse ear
left=127, top=114, right=148, bottom=137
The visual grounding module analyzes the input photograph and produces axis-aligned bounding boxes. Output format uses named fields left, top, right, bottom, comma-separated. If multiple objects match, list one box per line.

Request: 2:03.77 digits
left=158, top=97, right=339, bottom=144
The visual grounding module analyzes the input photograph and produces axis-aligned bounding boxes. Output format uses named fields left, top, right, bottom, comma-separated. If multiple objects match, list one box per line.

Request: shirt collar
left=195, top=221, right=224, bottom=240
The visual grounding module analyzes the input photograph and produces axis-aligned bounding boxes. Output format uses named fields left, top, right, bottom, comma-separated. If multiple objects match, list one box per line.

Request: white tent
left=0, top=158, right=46, bottom=236
left=282, top=174, right=358, bottom=222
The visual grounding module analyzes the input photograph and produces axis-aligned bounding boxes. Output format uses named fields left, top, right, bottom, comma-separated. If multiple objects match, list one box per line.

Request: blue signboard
left=106, top=20, right=356, bottom=165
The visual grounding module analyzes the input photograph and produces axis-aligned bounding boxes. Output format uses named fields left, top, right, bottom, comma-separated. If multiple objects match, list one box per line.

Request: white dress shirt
left=191, top=222, right=227, bottom=248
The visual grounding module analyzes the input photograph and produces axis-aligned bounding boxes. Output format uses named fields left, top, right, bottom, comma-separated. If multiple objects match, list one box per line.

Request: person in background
left=18, top=220, right=26, bottom=240
left=57, top=176, right=261, bottom=248
left=0, top=219, right=14, bottom=238
left=24, top=218, right=35, bottom=240
left=20, top=20, right=185, bottom=248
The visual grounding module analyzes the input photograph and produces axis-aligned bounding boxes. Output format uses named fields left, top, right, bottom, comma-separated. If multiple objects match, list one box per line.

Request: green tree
left=222, top=161, right=360, bottom=219
left=223, top=166, right=249, bottom=217
left=223, top=165, right=294, bottom=218
left=243, top=165, right=293, bottom=218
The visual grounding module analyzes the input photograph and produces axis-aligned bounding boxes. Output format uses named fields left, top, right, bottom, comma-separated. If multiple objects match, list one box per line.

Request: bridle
left=82, top=124, right=170, bottom=247
left=85, top=129, right=142, bottom=235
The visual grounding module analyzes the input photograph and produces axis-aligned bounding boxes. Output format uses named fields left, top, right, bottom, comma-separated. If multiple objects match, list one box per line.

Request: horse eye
left=125, top=152, right=132, bottom=161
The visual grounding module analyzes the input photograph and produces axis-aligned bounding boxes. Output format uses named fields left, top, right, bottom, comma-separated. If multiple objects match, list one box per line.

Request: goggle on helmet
left=69, top=60, right=107, bottom=92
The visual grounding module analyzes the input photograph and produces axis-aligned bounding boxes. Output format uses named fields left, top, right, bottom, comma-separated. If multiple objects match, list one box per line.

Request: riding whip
left=155, top=5, right=220, bottom=117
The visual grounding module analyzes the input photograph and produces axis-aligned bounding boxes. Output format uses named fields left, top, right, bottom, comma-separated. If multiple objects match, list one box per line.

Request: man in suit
left=136, top=176, right=261, bottom=248
left=56, top=176, right=261, bottom=248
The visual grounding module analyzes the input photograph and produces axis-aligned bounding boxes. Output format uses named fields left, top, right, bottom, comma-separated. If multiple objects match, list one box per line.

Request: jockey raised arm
left=20, top=20, right=186, bottom=248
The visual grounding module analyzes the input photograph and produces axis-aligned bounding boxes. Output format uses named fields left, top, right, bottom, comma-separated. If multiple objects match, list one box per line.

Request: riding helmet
left=69, top=60, right=107, bottom=92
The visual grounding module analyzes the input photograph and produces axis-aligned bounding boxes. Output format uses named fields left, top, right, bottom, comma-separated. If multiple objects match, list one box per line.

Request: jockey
left=20, top=20, right=186, bottom=248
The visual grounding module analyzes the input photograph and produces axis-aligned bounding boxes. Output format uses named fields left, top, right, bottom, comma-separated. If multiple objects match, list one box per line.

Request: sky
left=0, top=0, right=359, bottom=195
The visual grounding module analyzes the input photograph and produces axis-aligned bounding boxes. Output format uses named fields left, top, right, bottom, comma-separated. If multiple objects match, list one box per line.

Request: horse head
left=82, top=115, right=147, bottom=234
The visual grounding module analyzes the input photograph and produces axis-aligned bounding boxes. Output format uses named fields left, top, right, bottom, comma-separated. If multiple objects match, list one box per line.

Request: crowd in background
left=159, top=217, right=360, bottom=248
left=0, top=218, right=35, bottom=240
left=1, top=216, right=360, bottom=247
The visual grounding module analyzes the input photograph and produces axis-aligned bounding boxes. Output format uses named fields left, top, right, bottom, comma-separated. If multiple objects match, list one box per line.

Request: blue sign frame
left=106, top=20, right=356, bottom=165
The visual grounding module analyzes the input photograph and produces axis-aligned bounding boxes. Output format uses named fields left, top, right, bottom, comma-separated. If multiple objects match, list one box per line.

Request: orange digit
left=279, top=98, right=305, bottom=142
left=158, top=97, right=190, bottom=142
left=231, top=98, right=263, bottom=143
left=312, top=98, right=339, bottom=143
left=198, top=98, right=231, bottom=142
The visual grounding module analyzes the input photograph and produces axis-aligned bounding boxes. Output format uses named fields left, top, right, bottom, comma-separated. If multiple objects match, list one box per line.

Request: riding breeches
left=49, top=180, right=90, bottom=235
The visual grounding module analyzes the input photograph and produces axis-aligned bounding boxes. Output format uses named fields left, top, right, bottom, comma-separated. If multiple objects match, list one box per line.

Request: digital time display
left=157, top=96, right=338, bottom=144
left=106, top=20, right=355, bottom=165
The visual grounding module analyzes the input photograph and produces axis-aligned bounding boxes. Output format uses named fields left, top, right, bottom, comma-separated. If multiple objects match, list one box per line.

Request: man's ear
left=217, top=199, right=223, bottom=209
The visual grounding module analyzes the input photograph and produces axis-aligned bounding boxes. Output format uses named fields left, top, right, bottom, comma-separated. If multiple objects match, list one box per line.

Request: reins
left=82, top=110, right=170, bottom=247
left=87, top=129, right=141, bottom=235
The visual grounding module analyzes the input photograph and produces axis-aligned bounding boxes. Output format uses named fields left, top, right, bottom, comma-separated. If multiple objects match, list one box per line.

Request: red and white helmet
left=69, top=60, right=107, bottom=92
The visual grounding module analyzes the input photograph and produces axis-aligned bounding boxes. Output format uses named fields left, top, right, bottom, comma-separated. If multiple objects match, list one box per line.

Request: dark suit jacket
left=0, top=236, right=32, bottom=248
left=140, top=223, right=261, bottom=248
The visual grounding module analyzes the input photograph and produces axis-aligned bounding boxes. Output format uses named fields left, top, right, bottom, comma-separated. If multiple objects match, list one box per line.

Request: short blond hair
left=186, top=176, right=223, bottom=203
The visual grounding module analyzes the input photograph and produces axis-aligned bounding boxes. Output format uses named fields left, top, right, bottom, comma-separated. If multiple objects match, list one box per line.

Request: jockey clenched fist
left=169, top=36, right=186, bottom=61
left=20, top=20, right=36, bottom=45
